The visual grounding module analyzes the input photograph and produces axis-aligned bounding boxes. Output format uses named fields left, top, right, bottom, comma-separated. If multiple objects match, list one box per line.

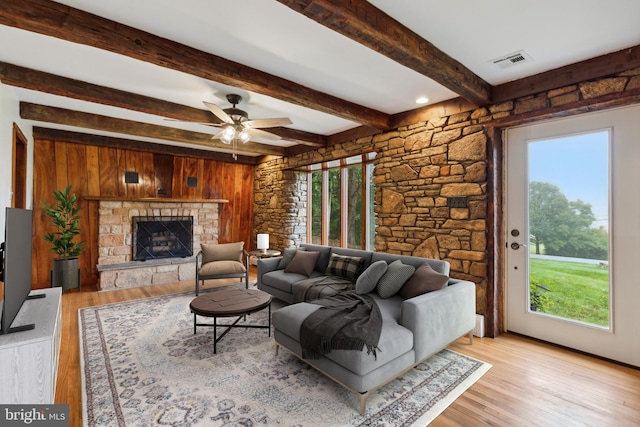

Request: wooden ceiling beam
left=276, top=0, right=492, bottom=106
left=0, top=61, right=326, bottom=147
left=493, top=44, right=640, bottom=103
left=20, top=102, right=286, bottom=157
left=32, top=127, right=260, bottom=165
left=0, top=0, right=390, bottom=130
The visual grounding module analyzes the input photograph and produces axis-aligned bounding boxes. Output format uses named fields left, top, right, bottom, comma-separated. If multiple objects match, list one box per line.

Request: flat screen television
left=0, top=207, right=42, bottom=335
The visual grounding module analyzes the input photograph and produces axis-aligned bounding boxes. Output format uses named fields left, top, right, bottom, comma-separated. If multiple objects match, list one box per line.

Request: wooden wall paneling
left=141, top=151, right=156, bottom=198
left=54, top=142, right=68, bottom=191
left=201, top=159, right=218, bottom=199
left=85, top=146, right=100, bottom=195
left=85, top=146, right=100, bottom=285
left=218, top=162, right=235, bottom=243
left=124, top=150, right=144, bottom=199
left=171, top=156, right=185, bottom=199
left=182, top=156, right=200, bottom=199
left=98, top=146, right=119, bottom=197
left=65, top=143, right=91, bottom=287
left=116, top=149, right=128, bottom=197
left=153, top=153, right=173, bottom=198
left=239, top=164, right=254, bottom=251
left=32, top=139, right=58, bottom=288
left=232, top=165, right=244, bottom=244
left=196, top=158, right=205, bottom=199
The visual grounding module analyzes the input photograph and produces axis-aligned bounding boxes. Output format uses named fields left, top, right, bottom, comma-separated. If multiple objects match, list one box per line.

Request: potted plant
left=41, top=185, right=85, bottom=290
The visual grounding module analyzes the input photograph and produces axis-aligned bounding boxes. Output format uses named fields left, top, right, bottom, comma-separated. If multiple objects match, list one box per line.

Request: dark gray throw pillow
left=277, top=247, right=306, bottom=270
left=355, top=260, right=388, bottom=294
left=284, top=250, right=319, bottom=276
left=398, top=261, right=449, bottom=299
left=376, top=259, right=415, bottom=298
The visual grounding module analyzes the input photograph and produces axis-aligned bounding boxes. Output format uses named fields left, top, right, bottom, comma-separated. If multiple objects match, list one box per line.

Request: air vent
left=490, top=50, right=532, bottom=69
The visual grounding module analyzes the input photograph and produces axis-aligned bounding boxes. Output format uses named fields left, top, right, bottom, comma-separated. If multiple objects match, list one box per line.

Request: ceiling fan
left=200, top=94, right=292, bottom=159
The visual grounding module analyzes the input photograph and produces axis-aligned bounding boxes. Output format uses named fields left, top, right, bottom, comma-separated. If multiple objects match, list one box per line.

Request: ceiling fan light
left=221, top=125, right=235, bottom=144
left=239, top=129, right=251, bottom=143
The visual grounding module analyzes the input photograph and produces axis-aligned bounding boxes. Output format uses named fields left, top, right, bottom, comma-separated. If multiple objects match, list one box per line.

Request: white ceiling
left=3, top=0, right=640, bottom=157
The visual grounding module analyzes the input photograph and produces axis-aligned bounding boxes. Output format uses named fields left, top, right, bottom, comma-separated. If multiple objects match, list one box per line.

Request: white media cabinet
left=0, top=287, right=62, bottom=403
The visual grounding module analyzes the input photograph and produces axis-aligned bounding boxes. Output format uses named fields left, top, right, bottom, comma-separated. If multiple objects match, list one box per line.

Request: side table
left=249, top=249, right=281, bottom=258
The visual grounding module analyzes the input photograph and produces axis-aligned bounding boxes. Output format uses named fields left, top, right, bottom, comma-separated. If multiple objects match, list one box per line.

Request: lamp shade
left=257, top=234, right=269, bottom=251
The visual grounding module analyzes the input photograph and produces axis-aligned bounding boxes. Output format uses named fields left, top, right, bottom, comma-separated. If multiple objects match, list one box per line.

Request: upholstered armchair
left=195, top=241, right=249, bottom=295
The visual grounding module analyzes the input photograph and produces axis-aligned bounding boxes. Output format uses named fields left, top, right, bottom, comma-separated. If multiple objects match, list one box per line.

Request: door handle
left=510, top=242, right=527, bottom=250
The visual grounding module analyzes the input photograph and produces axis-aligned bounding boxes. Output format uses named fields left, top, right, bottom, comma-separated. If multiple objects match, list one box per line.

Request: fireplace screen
left=132, top=216, right=193, bottom=261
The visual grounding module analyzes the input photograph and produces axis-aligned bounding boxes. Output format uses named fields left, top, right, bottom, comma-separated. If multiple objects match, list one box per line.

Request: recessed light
left=416, top=96, right=429, bottom=104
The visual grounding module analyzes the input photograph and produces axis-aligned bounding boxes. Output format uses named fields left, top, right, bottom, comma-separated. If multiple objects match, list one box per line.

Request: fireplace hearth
left=132, top=216, right=193, bottom=261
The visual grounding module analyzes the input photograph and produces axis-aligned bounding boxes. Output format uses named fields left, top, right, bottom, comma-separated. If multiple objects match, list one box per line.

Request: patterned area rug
left=80, top=285, right=490, bottom=426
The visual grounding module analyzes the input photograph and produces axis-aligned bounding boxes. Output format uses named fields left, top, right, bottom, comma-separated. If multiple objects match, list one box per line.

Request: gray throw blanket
left=292, top=275, right=353, bottom=302
left=300, top=291, right=382, bottom=360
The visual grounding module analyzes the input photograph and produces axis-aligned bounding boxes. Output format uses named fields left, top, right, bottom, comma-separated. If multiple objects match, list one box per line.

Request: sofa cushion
left=371, top=252, right=450, bottom=276
left=325, top=253, right=365, bottom=282
left=262, top=269, right=324, bottom=294
left=399, top=261, right=449, bottom=299
left=198, top=260, right=246, bottom=276
left=330, top=247, right=374, bottom=269
left=355, top=260, right=388, bottom=294
left=273, top=294, right=412, bottom=376
left=277, top=247, right=306, bottom=270
left=300, top=244, right=333, bottom=272
left=376, top=260, right=415, bottom=298
left=201, top=241, right=244, bottom=264
left=285, top=250, right=320, bottom=276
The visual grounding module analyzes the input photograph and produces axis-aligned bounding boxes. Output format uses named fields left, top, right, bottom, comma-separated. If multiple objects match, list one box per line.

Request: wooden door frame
left=12, top=123, right=28, bottom=209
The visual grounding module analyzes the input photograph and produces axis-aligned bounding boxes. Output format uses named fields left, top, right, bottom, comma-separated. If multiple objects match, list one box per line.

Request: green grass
left=529, top=258, right=609, bottom=327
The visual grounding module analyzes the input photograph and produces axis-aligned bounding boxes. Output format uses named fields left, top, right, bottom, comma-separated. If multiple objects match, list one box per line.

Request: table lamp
left=257, top=234, right=269, bottom=253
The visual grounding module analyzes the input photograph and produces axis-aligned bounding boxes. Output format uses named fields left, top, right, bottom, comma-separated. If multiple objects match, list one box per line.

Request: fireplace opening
left=132, top=216, right=193, bottom=261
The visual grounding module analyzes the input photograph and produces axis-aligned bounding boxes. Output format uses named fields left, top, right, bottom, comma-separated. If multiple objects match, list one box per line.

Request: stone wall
left=96, top=200, right=220, bottom=290
left=253, top=68, right=640, bottom=318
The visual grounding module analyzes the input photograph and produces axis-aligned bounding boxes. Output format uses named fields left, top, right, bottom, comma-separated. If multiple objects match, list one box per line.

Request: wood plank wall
left=32, top=138, right=254, bottom=289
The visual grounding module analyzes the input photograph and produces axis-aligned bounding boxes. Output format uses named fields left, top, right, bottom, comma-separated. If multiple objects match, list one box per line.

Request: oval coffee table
left=190, top=288, right=272, bottom=354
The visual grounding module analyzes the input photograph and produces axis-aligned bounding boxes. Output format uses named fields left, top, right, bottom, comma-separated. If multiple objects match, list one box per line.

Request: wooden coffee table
left=190, top=288, right=272, bottom=353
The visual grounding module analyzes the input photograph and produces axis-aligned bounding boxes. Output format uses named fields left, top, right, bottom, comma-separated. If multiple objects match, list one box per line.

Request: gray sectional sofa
left=256, top=243, right=476, bottom=414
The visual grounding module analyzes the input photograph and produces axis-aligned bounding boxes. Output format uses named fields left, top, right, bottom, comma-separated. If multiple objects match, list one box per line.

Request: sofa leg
left=358, top=393, right=367, bottom=416
left=469, top=331, right=474, bottom=345
left=275, top=343, right=279, bottom=356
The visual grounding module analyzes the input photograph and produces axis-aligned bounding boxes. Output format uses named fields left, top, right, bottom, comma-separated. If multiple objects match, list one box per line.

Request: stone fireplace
left=132, top=215, right=194, bottom=261
left=96, top=200, right=222, bottom=290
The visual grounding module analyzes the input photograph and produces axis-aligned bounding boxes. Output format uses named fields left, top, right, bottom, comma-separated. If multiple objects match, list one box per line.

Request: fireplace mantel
left=85, top=196, right=228, bottom=203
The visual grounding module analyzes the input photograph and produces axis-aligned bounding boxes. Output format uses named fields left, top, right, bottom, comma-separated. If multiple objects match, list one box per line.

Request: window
left=307, top=153, right=376, bottom=250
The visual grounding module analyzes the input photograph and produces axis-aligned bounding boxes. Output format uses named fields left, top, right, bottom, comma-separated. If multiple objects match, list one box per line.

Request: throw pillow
left=284, top=250, right=320, bottom=276
left=398, top=261, right=449, bottom=299
left=325, top=253, right=365, bottom=282
left=355, top=260, right=388, bottom=294
left=376, top=259, right=416, bottom=298
left=201, top=241, right=244, bottom=264
left=277, top=247, right=306, bottom=270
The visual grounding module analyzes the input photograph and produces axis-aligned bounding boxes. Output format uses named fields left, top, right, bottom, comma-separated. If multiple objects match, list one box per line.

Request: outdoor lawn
left=529, top=257, right=609, bottom=327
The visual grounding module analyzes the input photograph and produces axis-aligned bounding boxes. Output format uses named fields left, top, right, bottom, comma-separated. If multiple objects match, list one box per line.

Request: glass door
left=505, top=105, right=640, bottom=367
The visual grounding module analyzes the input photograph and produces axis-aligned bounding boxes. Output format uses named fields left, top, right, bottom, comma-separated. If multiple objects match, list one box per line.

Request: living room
left=1, top=1, right=639, bottom=426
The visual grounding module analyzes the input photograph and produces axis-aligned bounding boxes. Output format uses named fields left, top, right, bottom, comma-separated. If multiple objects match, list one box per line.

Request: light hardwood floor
left=56, top=269, right=640, bottom=427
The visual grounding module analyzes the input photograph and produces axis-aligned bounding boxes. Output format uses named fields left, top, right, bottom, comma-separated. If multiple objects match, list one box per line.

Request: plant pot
left=52, top=258, right=80, bottom=290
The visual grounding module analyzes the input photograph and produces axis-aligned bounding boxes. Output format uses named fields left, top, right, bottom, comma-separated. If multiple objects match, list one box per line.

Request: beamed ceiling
left=1, top=0, right=639, bottom=164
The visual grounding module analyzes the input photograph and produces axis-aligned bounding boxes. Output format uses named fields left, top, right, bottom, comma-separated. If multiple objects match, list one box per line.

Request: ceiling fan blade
left=212, top=129, right=226, bottom=140
left=247, top=128, right=281, bottom=141
left=203, top=101, right=233, bottom=124
left=244, top=118, right=292, bottom=129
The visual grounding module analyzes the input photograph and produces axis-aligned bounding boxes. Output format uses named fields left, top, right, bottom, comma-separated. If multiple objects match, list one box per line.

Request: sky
left=528, top=130, right=609, bottom=229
